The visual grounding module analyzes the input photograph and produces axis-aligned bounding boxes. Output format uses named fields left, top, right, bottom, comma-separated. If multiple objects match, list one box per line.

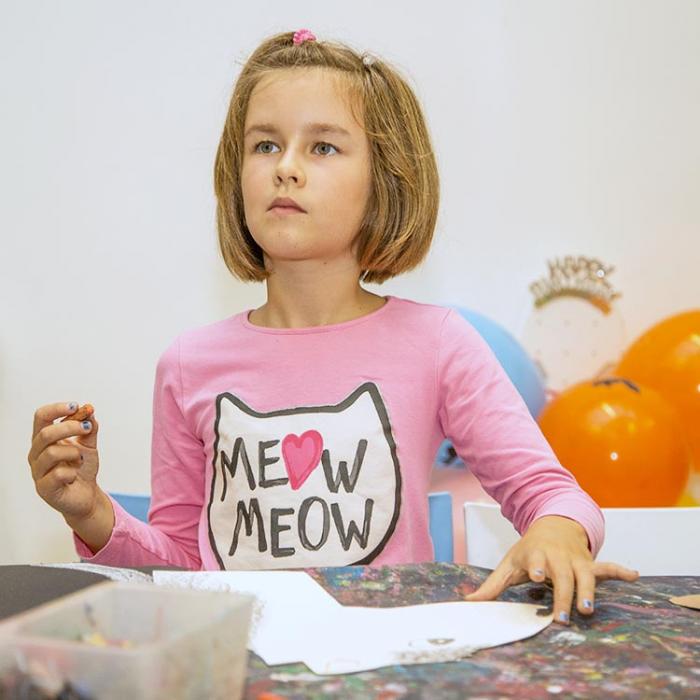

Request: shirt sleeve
left=73, top=337, right=204, bottom=569
left=436, top=309, right=605, bottom=556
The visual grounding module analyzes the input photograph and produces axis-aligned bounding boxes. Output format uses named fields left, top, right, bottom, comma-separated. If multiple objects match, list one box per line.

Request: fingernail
left=583, top=599, right=593, bottom=610
left=558, top=611, right=569, bottom=623
left=533, top=568, right=545, bottom=577
left=68, top=402, right=78, bottom=411
left=81, top=421, right=92, bottom=431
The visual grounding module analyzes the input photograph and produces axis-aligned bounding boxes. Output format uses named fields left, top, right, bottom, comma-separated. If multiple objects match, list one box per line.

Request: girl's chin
left=257, top=235, right=322, bottom=260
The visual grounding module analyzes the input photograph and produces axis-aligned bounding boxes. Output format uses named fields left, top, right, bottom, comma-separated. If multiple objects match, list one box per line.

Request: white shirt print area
left=208, top=383, right=402, bottom=569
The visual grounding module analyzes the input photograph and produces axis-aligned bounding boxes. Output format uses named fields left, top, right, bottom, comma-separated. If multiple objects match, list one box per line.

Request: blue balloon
left=436, top=306, right=546, bottom=467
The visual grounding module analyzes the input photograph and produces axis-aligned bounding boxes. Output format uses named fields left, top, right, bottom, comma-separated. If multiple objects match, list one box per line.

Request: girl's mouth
left=269, top=206, right=305, bottom=215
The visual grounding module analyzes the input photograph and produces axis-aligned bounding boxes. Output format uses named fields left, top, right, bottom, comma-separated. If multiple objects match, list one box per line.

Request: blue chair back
left=428, top=491, right=454, bottom=563
left=110, top=490, right=455, bottom=563
left=109, top=492, right=151, bottom=523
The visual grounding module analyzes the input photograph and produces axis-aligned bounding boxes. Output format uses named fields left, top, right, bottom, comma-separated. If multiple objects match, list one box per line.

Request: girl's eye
left=314, top=142, right=339, bottom=156
left=255, top=141, right=280, bottom=154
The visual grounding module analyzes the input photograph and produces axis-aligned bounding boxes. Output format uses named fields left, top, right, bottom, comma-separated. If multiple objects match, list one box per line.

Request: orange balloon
left=538, top=378, right=691, bottom=507
left=677, top=490, right=700, bottom=506
left=676, top=473, right=700, bottom=506
left=616, top=310, right=700, bottom=473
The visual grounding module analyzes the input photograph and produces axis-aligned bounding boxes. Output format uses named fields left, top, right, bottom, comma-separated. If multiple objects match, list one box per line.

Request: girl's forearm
left=64, top=489, right=116, bottom=554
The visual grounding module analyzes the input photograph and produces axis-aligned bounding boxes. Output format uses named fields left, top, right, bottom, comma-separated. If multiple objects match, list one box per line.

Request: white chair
left=463, top=501, right=700, bottom=576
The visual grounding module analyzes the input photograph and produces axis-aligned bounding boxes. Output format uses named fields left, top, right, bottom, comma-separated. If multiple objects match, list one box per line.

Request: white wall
left=2, top=0, right=698, bottom=563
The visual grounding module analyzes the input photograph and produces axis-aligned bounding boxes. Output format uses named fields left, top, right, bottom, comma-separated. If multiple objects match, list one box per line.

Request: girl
left=28, top=29, right=638, bottom=625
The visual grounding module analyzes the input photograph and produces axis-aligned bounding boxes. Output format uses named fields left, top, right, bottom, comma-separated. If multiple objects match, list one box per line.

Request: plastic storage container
left=0, top=581, right=253, bottom=700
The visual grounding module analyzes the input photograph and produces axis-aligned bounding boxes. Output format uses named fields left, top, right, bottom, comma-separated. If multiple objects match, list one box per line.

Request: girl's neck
left=248, top=260, right=386, bottom=329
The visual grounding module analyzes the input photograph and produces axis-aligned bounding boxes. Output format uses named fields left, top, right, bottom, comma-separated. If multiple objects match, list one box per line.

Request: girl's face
left=241, top=68, right=372, bottom=270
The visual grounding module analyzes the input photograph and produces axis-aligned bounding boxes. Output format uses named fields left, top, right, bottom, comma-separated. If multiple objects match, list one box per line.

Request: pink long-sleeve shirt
left=75, top=296, right=604, bottom=569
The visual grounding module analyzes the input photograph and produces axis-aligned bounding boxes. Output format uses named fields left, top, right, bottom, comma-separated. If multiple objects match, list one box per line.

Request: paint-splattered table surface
left=245, top=563, right=700, bottom=700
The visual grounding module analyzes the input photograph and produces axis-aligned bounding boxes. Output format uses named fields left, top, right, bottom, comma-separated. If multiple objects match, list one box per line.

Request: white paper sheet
left=153, top=570, right=552, bottom=674
left=154, top=571, right=342, bottom=665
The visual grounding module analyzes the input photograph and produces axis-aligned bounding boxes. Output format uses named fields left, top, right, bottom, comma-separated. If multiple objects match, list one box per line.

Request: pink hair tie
left=293, top=29, right=316, bottom=45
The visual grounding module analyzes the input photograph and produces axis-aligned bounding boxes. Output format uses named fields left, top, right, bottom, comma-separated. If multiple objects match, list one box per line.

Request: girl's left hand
left=464, top=515, right=640, bottom=624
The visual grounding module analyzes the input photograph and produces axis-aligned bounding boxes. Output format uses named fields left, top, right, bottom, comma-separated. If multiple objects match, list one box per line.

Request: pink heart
left=282, top=430, right=324, bottom=490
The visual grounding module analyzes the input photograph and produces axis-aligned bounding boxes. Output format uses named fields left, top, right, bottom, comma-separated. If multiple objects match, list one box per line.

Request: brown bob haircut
left=213, top=31, right=440, bottom=284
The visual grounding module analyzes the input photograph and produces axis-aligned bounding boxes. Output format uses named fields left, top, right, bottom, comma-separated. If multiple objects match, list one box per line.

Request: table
left=2, top=564, right=699, bottom=699
left=244, top=563, right=700, bottom=699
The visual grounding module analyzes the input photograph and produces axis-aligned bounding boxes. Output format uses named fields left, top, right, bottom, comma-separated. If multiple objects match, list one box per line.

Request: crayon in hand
left=61, top=403, right=95, bottom=423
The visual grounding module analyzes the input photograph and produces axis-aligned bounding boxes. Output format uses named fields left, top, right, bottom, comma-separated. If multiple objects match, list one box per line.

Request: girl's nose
left=274, top=151, right=305, bottom=185
left=275, top=170, right=300, bottom=184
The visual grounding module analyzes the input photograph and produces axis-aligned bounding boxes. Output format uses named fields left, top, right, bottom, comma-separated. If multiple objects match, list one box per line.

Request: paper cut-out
left=153, top=570, right=553, bottom=674
left=670, top=594, right=700, bottom=611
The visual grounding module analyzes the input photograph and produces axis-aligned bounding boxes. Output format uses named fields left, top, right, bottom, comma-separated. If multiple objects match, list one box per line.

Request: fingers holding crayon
left=29, top=402, right=102, bottom=520
left=60, top=403, right=99, bottom=449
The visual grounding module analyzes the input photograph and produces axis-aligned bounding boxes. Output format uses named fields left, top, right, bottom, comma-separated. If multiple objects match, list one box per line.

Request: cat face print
left=208, top=383, right=402, bottom=569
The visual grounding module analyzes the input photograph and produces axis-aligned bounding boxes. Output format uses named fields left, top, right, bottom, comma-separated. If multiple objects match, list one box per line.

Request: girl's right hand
left=28, top=402, right=102, bottom=522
